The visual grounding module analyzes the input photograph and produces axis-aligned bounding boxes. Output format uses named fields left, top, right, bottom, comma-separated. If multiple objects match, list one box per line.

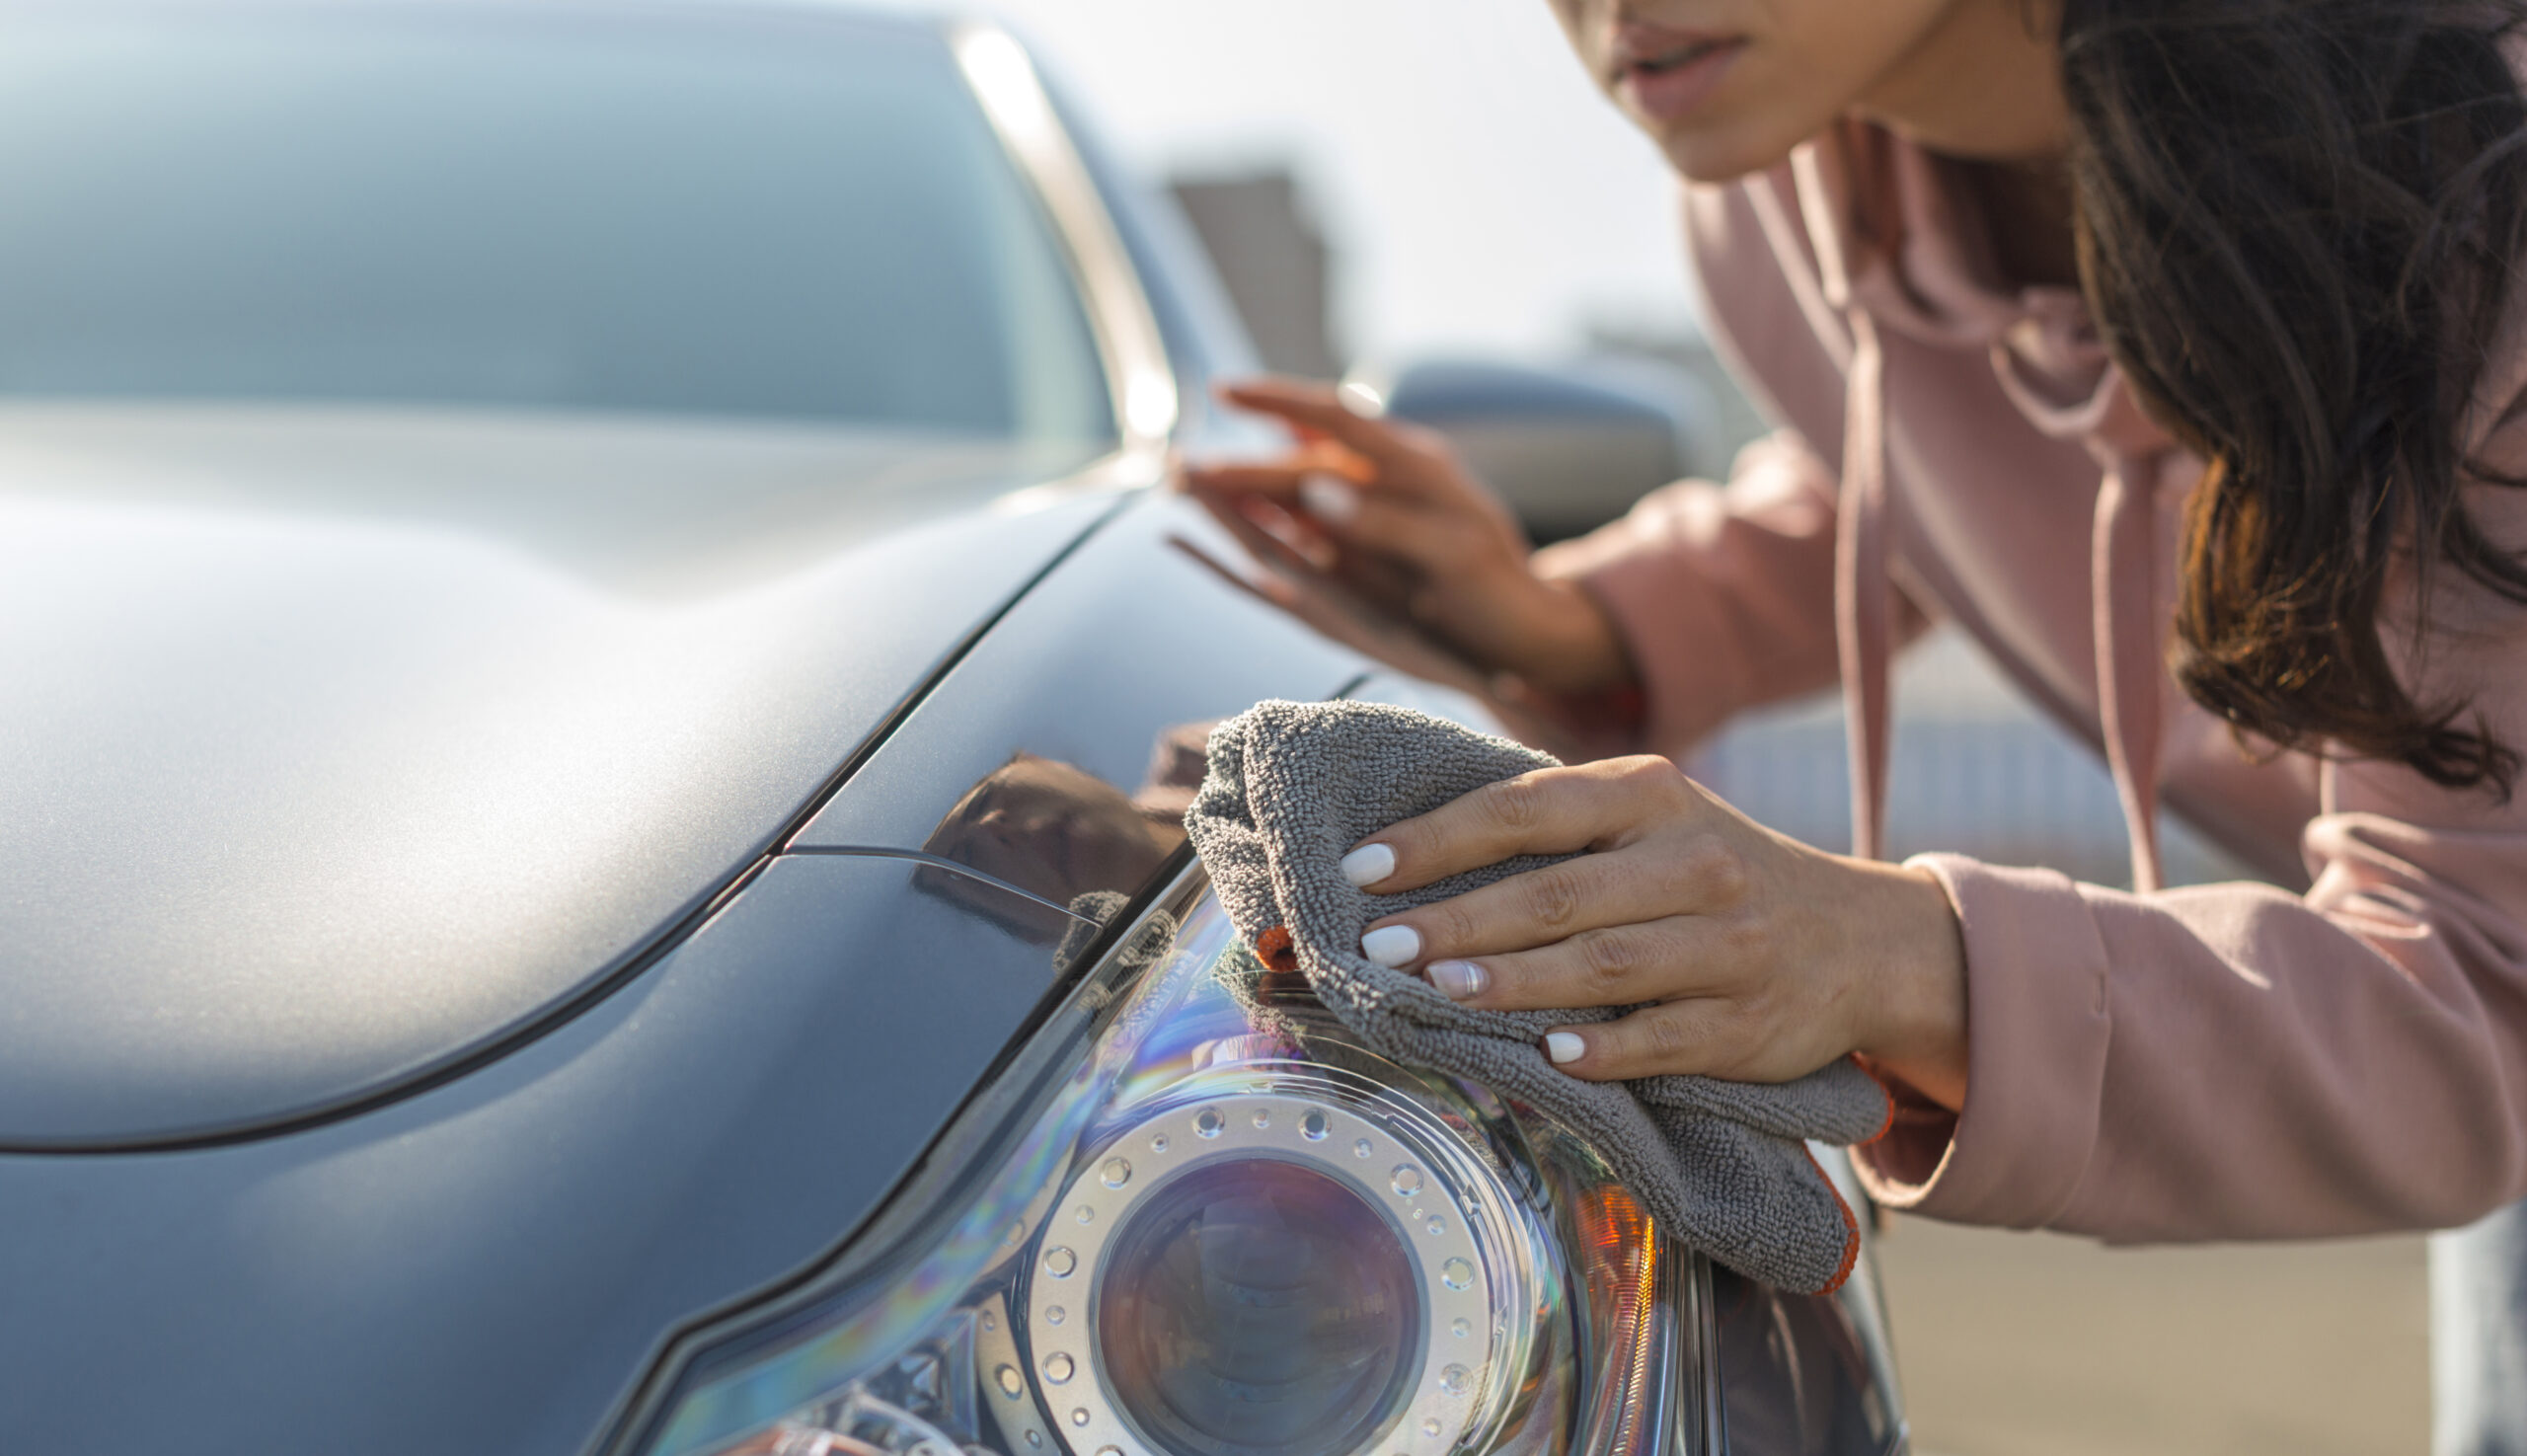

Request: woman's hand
left=1181, top=377, right=1631, bottom=696
left=1340, top=754, right=1969, bottom=1110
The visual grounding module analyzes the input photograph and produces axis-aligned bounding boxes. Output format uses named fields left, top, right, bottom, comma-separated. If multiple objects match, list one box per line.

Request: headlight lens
left=612, top=865, right=1704, bottom=1456
left=1093, top=1152, right=1418, bottom=1455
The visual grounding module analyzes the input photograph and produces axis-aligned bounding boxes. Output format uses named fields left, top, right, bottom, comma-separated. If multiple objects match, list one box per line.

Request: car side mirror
left=1360, top=356, right=1713, bottom=542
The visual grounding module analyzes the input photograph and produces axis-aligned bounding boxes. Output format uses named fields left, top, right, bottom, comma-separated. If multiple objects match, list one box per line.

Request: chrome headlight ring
left=1026, top=1083, right=1504, bottom=1456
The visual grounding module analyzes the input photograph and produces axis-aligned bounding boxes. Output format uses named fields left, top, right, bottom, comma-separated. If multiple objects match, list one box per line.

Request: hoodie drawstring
left=2091, top=452, right=2167, bottom=893
left=1838, top=309, right=1894, bottom=864
left=1836, top=306, right=2167, bottom=890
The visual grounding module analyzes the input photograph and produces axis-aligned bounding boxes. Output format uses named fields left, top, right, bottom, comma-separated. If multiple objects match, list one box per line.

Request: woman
left=1185, top=0, right=2527, bottom=1444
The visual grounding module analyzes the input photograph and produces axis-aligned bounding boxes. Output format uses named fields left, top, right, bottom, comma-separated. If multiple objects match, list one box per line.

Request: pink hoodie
left=1535, top=123, right=2527, bottom=1240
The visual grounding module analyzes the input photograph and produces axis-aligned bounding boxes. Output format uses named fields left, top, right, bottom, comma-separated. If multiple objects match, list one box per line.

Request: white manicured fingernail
left=1360, top=924, right=1421, bottom=967
left=1299, top=472, right=1360, bottom=523
left=1338, top=378, right=1389, bottom=417
left=1428, top=959, right=1488, bottom=1000
left=1545, top=1032, right=1586, bottom=1065
left=1340, top=842, right=1396, bottom=886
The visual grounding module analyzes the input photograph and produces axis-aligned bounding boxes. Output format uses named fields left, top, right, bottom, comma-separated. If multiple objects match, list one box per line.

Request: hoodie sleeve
left=1532, top=432, right=1855, bottom=755
left=1860, top=489, right=2527, bottom=1238
left=1861, top=825, right=2527, bottom=1239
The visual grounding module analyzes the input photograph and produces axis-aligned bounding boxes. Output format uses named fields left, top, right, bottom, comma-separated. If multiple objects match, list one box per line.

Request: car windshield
left=0, top=3, right=1118, bottom=452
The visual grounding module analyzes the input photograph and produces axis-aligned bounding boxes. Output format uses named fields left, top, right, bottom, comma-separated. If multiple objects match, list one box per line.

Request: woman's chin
left=1653, top=121, right=1804, bottom=185
left=1611, top=73, right=1818, bottom=183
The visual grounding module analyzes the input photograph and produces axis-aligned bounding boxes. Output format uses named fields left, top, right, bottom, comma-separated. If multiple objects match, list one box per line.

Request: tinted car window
left=0, top=5, right=1115, bottom=447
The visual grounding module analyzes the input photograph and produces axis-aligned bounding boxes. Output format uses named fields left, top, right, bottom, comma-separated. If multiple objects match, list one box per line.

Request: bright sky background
left=890, top=0, right=1701, bottom=362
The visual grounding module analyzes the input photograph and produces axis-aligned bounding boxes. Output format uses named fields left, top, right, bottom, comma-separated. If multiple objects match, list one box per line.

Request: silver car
left=0, top=3, right=1908, bottom=1452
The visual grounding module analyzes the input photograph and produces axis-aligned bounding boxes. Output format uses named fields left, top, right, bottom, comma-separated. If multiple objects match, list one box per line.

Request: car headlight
left=602, top=859, right=1717, bottom=1456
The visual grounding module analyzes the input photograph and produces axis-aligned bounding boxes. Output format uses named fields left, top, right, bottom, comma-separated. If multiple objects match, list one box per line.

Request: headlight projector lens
left=1100, top=1158, right=1417, bottom=1456
left=1029, top=1091, right=1496, bottom=1456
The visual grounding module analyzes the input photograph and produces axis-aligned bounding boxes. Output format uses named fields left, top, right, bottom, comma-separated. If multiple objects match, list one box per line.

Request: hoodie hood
left=1789, top=123, right=2186, bottom=891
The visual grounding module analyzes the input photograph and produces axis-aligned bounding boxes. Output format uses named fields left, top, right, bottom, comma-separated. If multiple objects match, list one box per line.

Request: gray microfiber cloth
left=1183, top=699, right=1893, bottom=1294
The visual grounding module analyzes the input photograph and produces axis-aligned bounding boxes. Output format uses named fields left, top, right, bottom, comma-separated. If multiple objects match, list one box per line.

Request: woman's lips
left=1615, top=38, right=1747, bottom=122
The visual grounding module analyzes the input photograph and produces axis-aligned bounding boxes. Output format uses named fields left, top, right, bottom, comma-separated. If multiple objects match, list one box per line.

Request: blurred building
left=1167, top=170, right=1344, bottom=379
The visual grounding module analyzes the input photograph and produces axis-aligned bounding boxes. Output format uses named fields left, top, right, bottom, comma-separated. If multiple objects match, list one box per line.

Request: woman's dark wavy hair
left=2058, top=0, right=2527, bottom=794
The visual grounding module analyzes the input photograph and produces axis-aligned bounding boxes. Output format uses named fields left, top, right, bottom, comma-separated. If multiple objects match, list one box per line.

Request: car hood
left=0, top=404, right=1124, bottom=1149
